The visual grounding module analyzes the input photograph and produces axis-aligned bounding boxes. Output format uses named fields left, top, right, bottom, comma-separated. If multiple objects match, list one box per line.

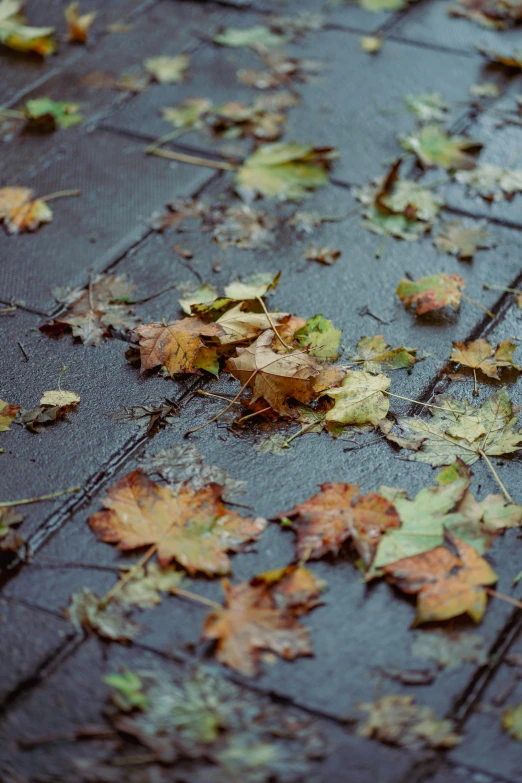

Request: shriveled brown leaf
left=65, top=2, right=96, bottom=43
left=134, top=318, right=223, bottom=377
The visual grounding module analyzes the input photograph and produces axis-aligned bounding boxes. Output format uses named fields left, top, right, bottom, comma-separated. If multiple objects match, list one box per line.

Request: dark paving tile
left=0, top=129, right=214, bottom=313
left=0, top=638, right=414, bottom=783
left=256, top=0, right=393, bottom=32
left=427, top=766, right=507, bottom=783
left=0, top=598, right=72, bottom=703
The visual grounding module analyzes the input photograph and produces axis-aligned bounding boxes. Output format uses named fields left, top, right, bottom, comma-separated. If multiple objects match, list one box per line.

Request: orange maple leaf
left=134, top=318, right=224, bottom=377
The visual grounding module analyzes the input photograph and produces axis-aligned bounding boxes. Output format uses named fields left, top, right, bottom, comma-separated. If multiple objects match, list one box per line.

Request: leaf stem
left=0, top=487, right=80, bottom=508
left=196, top=389, right=242, bottom=405
left=375, top=234, right=388, bottom=259
left=283, top=415, right=326, bottom=448
left=170, top=586, right=222, bottom=610
left=0, top=108, right=25, bottom=119
left=237, top=405, right=273, bottom=425
left=39, top=189, right=81, bottom=202
left=98, top=543, right=157, bottom=609
left=478, top=450, right=514, bottom=504
left=148, top=148, right=237, bottom=171
left=484, top=587, right=522, bottom=611
left=255, top=295, right=292, bottom=351
left=184, top=370, right=258, bottom=436
left=461, top=292, right=495, bottom=319
left=145, top=127, right=188, bottom=153
left=385, top=391, right=455, bottom=412
left=483, top=284, right=522, bottom=296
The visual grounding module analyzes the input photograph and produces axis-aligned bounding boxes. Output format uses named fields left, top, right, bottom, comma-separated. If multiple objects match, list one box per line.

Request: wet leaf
left=39, top=389, right=80, bottom=407
left=236, top=143, right=336, bottom=201
left=224, top=272, right=280, bottom=301
left=350, top=335, right=417, bottom=373
left=162, top=97, right=211, bottom=129
left=0, top=399, right=21, bottom=431
left=404, top=93, right=447, bottom=123
left=323, top=370, right=390, bottom=426
left=133, top=318, right=223, bottom=377
left=0, top=186, right=52, bottom=234
left=0, top=0, right=56, bottom=55
left=455, top=163, right=522, bottom=201
left=469, top=82, right=501, bottom=98
left=397, top=273, right=465, bottom=315
left=450, top=338, right=520, bottom=380
left=238, top=52, right=325, bottom=89
left=217, top=305, right=289, bottom=346
left=144, top=53, right=189, bottom=84
left=294, top=314, right=342, bottom=361
left=357, top=694, right=461, bottom=748
left=400, top=124, right=482, bottom=169
left=24, top=98, right=83, bottom=131
left=65, top=2, right=96, bottom=44
left=477, top=47, right=522, bottom=70
left=104, top=669, right=150, bottom=712
left=360, top=35, right=382, bottom=54
left=412, top=630, right=487, bottom=669
left=274, top=483, right=400, bottom=565
left=304, top=244, right=341, bottom=265
left=383, top=530, right=498, bottom=624
left=89, top=470, right=266, bottom=575
left=118, top=563, right=184, bottom=609
left=503, top=704, right=522, bottom=741
left=213, top=25, right=289, bottom=49
left=449, top=0, right=522, bottom=28
left=66, top=588, right=140, bottom=641
left=41, top=274, right=137, bottom=346
left=434, top=219, right=492, bottom=260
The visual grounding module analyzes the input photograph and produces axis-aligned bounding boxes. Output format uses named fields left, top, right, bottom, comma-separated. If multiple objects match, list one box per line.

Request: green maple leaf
left=295, top=314, right=342, bottom=361
left=323, top=370, right=390, bottom=426
left=350, top=335, right=417, bottom=373
left=25, top=98, right=83, bottom=130
left=397, top=273, right=465, bottom=315
left=400, top=124, right=482, bottom=169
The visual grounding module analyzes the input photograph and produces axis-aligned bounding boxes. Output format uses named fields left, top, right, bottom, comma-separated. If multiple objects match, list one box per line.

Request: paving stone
left=0, top=598, right=72, bottom=704
left=255, top=0, right=393, bottom=32
left=0, top=128, right=214, bottom=313
left=427, top=765, right=507, bottom=783
left=0, top=637, right=415, bottom=783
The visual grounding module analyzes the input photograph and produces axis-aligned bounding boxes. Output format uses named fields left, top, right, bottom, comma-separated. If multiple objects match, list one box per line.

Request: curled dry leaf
left=145, top=54, right=189, bottom=83
left=350, top=335, right=417, bottom=374
left=396, top=273, right=465, bottom=315
left=323, top=370, right=391, bottom=426
left=0, top=187, right=52, bottom=234
left=450, top=338, right=520, bottom=380
left=456, top=164, right=522, bottom=201
left=65, top=2, right=96, bottom=43
left=400, top=124, right=482, bottom=170
left=41, top=274, right=137, bottom=346
left=0, top=399, right=21, bottom=431
left=383, top=530, right=498, bottom=624
left=0, top=0, right=56, bottom=55
left=133, top=318, right=223, bottom=377
left=434, top=219, right=492, bottom=260
left=89, top=470, right=266, bottom=575
left=66, top=588, right=140, bottom=641
left=274, top=482, right=400, bottom=565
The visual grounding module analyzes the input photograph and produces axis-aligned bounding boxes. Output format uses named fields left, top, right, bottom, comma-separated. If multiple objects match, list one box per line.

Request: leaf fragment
left=503, top=704, right=522, bottom=741
left=412, top=629, right=487, bottom=669
left=65, top=2, right=96, bottom=44
left=304, top=244, right=341, bottom=265
left=0, top=399, right=21, bottom=431
left=66, top=588, right=140, bottom=641
left=357, top=694, right=461, bottom=748
left=0, top=507, right=24, bottom=554
left=400, top=124, right=482, bottom=170
left=294, top=314, right=342, bottom=361
left=404, top=92, right=447, bottom=123
left=0, top=187, right=52, bottom=234
left=144, top=54, right=189, bottom=83
left=449, top=0, right=522, bottom=28
left=477, top=47, right=522, bottom=70
left=434, top=219, right=492, bottom=260
left=396, top=273, right=465, bottom=315
left=24, top=98, right=83, bottom=131
left=455, top=163, right=522, bottom=201
left=0, top=0, right=56, bottom=55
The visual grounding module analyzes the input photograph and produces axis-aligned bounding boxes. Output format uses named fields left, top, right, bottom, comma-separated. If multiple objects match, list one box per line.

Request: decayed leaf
left=455, top=164, right=522, bottom=201
left=388, top=389, right=522, bottom=466
left=383, top=530, right=498, bottom=624
left=469, top=82, right=501, bottom=98
left=41, top=274, right=137, bottom=346
left=236, top=143, right=336, bottom=201
left=350, top=335, right=417, bottom=374
left=450, top=338, right=520, bottom=380
left=21, top=387, right=79, bottom=433
left=39, top=389, right=80, bottom=407
left=477, top=47, right=522, bottom=70
left=213, top=25, right=289, bottom=49
left=450, top=0, right=522, bottom=28
left=405, top=93, right=447, bottom=123
left=434, top=219, right=492, bottom=260
left=357, top=694, right=461, bottom=748
left=503, top=705, right=522, bottom=741
left=360, top=35, right=382, bottom=54
left=0, top=187, right=52, bottom=234
left=133, top=318, right=223, bottom=377
left=275, top=483, right=400, bottom=565
left=294, top=314, right=342, bottom=361
left=145, top=54, right=189, bottom=83
left=412, top=629, right=487, bottom=670
left=89, top=470, right=266, bottom=575
left=118, top=563, right=184, bottom=609
left=0, top=0, right=56, bottom=55
left=227, top=330, right=324, bottom=416
left=211, top=205, right=277, bottom=250
left=400, top=124, right=482, bottom=170
left=0, top=399, right=21, bottom=431
left=202, top=570, right=318, bottom=676
left=237, top=51, right=325, bottom=89
left=24, top=98, right=83, bottom=131
left=65, top=2, right=96, bottom=44
left=304, top=245, right=341, bottom=265
left=397, top=273, right=465, bottom=315
left=0, top=507, right=24, bottom=554
left=216, top=306, right=289, bottom=346
left=323, top=370, right=390, bottom=426
left=201, top=94, right=296, bottom=142
left=66, top=588, right=140, bottom=641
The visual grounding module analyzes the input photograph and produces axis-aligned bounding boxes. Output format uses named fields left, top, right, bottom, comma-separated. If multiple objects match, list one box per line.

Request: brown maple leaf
left=89, top=470, right=266, bottom=575
left=226, top=329, right=323, bottom=415
left=383, top=530, right=498, bottom=624
left=275, top=483, right=400, bottom=565
left=65, top=2, right=97, bottom=43
left=41, top=275, right=137, bottom=346
left=134, top=318, right=224, bottom=377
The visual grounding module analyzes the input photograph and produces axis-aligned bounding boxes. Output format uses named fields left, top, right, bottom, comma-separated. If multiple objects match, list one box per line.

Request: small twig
left=148, top=148, right=237, bottom=171
left=57, top=365, right=67, bottom=392
left=461, top=292, right=495, bottom=319
left=478, top=450, right=514, bottom=504
left=184, top=370, right=258, bottom=436
left=170, top=586, right=221, bottom=610
left=0, top=487, right=80, bottom=508
left=0, top=108, right=25, bottom=119
left=17, top=341, right=29, bottom=362
left=145, top=127, right=189, bottom=154
left=196, top=389, right=241, bottom=405
left=237, top=405, right=272, bottom=425
left=255, top=295, right=292, bottom=351
left=0, top=305, right=17, bottom=315
left=473, top=367, right=478, bottom=397
left=385, top=391, right=457, bottom=412
left=39, top=189, right=81, bottom=202
left=283, top=415, right=326, bottom=448
left=483, top=284, right=522, bottom=296
left=375, top=234, right=388, bottom=259
left=485, top=588, right=522, bottom=611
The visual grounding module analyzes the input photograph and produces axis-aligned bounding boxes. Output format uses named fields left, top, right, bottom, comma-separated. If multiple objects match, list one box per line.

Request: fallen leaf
left=224, top=271, right=280, bottom=301
left=65, top=2, right=96, bottom=43
left=304, top=244, right=341, bottom=265
left=0, top=0, right=56, bottom=55
left=24, top=98, right=83, bottom=131
left=450, top=338, right=520, bottom=380
left=89, top=470, right=266, bottom=575
left=469, top=82, right=501, bottom=98
left=178, top=283, right=219, bottom=316
left=456, top=164, right=522, bottom=201
left=21, top=390, right=78, bottom=431
left=477, top=47, right=522, bottom=70
left=503, top=704, right=522, bottom=741
left=0, top=399, right=21, bottom=431
left=133, top=318, right=223, bottom=377
left=350, top=335, right=417, bottom=373
left=400, top=124, right=482, bottom=169
left=39, top=389, right=80, bottom=407
left=161, top=97, right=210, bottom=130
left=41, top=274, right=137, bottom=346
left=104, top=669, right=149, bottom=712
left=236, top=143, right=337, bottom=201
left=81, top=69, right=150, bottom=92
left=145, top=54, right=189, bottom=83
left=323, top=370, right=390, bottom=426
left=404, top=93, right=447, bottom=123
left=396, top=273, right=465, bottom=315
left=291, top=314, right=342, bottom=362
left=238, top=52, right=325, bottom=89
left=118, top=563, right=184, bottom=609
left=274, top=482, right=400, bottom=565
left=357, top=694, right=461, bottom=748
left=66, top=588, right=140, bottom=641
left=213, top=25, right=290, bottom=49
left=449, top=0, right=522, bottom=28
left=434, top=219, right=492, bottom=260
left=216, top=305, right=289, bottom=346
left=0, top=507, right=24, bottom=554
left=383, top=530, right=498, bottom=623
left=0, top=186, right=52, bottom=234
left=211, top=205, right=277, bottom=249
left=251, top=564, right=327, bottom=615
left=412, top=630, right=487, bottom=669
left=360, top=36, right=382, bottom=54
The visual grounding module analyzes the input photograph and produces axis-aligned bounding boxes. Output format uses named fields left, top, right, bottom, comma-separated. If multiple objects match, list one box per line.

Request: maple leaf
left=357, top=694, right=461, bottom=748
left=396, top=273, right=465, bottom=315
left=434, top=219, right=492, bottom=260
left=144, top=54, right=189, bottom=83
left=294, top=314, right=342, bottom=361
left=404, top=92, right=447, bottom=123
left=503, top=705, right=522, bottom=742
left=323, top=370, right=390, bottom=426
left=383, top=530, right=498, bottom=624
left=412, top=629, right=487, bottom=670
left=0, top=187, right=52, bottom=234
left=456, top=164, right=522, bottom=201
left=449, top=0, right=522, bottom=28
left=118, top=563, right=184, bottom=609
left=202, top=573, right=316, bottom=676
left=65, top=2, right=96, bottom=43
left=133, top=318, right=223, bottom=377
left=216, top=305, right=289, bottom=346
left=89, top=470, right=266, bottom=575
left=41, top=274, right=137, bottom=346
left=350, top=335, right=417, bottom=373
left=400, top=124, right=482, bottom=170
left=0, top=0, right=56, bottom=55
left=227, top=330, right=323, bottom=415
left=236, top=143, right=337, bottom=201
left=387, top=389, right=522, bottom=467
left=0, top=399, right=21, bottom=431
left=184, top=272, right=280, bottom=317
left=477, top=47, right=522, bottom=70
left=450, top=338, right=520, bottom=380
left=66, top=588, right=140, bottom=641
left=213, top=25, right=290, bottom=49
left=274, top=482, right=400, bottom=565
